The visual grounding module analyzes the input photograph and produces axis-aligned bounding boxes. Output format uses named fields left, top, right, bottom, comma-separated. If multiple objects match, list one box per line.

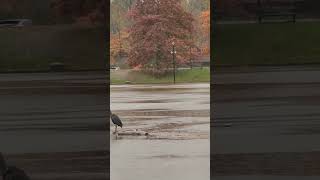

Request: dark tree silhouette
left=0, top=153, right=30, bottom=180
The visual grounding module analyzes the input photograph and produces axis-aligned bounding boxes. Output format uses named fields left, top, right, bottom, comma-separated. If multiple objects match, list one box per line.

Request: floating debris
left=116, top=129, right=149, bottom=136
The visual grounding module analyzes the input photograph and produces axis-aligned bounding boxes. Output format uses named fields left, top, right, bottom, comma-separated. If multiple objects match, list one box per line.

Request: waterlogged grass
left=213, top=22, right=320, bottom=65
left=111, top=68, right=210, bottom=84
left=0, top=25, right=105, bottom=72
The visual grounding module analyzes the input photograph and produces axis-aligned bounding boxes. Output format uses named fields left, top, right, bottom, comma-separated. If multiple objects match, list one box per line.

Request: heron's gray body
left=111, top=113, right=123, bottom=128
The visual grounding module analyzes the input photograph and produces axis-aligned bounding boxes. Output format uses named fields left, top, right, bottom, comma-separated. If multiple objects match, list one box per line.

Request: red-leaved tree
left=127, top=0, right=197, bottom=71
left=199, top=10, right=210, bottom=56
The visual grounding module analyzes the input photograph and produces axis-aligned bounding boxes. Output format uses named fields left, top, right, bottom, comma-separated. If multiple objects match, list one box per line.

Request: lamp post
left=171, top=42, right=177, bottom=84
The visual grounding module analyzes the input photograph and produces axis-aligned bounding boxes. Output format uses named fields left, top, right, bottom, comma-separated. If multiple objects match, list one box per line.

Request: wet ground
left=110, top=83, right=210, bottom=180
left=0, top=71, right=108, bottom=180
left=212, top=65, right=320, bottom=179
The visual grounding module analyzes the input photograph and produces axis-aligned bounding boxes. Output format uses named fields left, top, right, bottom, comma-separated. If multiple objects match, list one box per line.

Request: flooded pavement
left=0, top=72, right=108, bottom=180
left=212, top=65, right=320, bottom=179
left=110, top=83, right=210, bottom=180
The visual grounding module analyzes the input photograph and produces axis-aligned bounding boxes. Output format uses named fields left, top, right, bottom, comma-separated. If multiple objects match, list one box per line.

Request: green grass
left=0, top=25, right=105, bottom=72
left=213, top=22, right=320, bottom=66
left=111, top=68, right=210, bottom=84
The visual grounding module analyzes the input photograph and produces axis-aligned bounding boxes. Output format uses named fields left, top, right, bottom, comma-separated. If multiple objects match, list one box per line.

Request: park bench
left=256, top=0, right=298, bottom=23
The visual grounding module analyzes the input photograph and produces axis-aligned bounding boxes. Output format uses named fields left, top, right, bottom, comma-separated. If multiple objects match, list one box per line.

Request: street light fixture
left=171, top=41, right=177, bottom=84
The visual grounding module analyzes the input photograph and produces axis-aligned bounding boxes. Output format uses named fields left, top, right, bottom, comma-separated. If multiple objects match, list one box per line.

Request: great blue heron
left=0, top=153, right=30, bottom=180
left=110, top=111, right=123, bottom=134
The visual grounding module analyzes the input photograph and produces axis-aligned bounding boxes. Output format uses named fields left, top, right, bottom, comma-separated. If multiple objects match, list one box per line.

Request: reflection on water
left=111, top=83, right=210, bottom=180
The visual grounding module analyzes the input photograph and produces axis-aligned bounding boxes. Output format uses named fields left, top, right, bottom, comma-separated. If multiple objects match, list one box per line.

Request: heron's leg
left=115, top=125, right=118, bottom=133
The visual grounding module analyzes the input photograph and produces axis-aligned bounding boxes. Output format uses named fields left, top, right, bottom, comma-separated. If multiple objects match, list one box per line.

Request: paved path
left=212, top=65, right=320, bottom=178
left=0, top=71, right=108, bottom=179
left=111, top=83, right=210, bottom=180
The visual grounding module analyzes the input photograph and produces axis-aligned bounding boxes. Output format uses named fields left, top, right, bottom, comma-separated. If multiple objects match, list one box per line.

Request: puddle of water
left=111, top=83, right=210, bottom=180
left=111, top=139, right=210, bottom=180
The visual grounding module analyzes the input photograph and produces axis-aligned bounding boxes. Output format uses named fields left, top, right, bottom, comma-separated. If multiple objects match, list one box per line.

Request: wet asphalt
left=2, top=66, right=319, bottom=179
left=111, top=83, right=210, bottom=180
left=212, top=65, right=320, bottom=179
left=0, top=71, right=108, bottom=180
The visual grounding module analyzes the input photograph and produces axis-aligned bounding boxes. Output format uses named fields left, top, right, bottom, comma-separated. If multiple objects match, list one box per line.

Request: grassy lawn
left=0, top=25, right=105, bottom=72
left=213, top=22, right=320, bottom=66
left=111, top=68, right=210, bottom=84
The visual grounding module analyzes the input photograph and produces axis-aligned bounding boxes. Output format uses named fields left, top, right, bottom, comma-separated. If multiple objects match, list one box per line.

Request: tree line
left=110, top=0, right=210, bottom=71
left=0, top=0, right=210, bottom=72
